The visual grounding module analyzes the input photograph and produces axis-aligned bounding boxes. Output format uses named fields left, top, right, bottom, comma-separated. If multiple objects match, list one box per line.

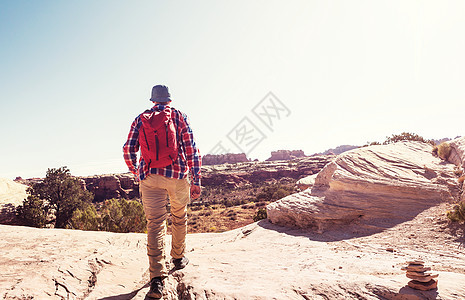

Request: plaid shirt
left=123, top=104, right=201, bottom=185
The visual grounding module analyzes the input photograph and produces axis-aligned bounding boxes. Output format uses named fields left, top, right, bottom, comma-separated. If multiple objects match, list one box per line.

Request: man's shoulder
left=170, top=106, right=189, bottom=121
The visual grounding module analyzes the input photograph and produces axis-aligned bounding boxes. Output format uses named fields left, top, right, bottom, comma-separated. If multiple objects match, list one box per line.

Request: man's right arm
left=123, top=118, right=140, bottom=176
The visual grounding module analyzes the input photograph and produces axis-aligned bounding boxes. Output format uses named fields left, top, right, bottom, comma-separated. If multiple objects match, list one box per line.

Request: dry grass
left=437, top=142, right=451, bottom=160
left=186, top=202, right=269, bottom=233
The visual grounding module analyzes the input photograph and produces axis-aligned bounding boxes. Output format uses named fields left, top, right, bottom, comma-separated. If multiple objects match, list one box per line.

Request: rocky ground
left=2, top=138, right=465, bottom=299
left=1, top=201, right=464, bottom=299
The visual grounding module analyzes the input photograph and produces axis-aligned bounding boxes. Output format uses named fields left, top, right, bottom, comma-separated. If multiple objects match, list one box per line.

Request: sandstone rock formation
left=202, top=153, right=249, bottom=165
left=318, top=144, right=359, bottom=155
left=81, top=173, right=139, bottom=201
left=448, top=137, right=465, bottom=170
left=266, top=150, right=306, bottom=161
left=0, top=178, right=28, bottom=224
left=267, top=141, right=460, bottom=232
left=447, top=137, right=465, bottom=201
left=1, top=202, right=464, bottom=299
left=296, top=173, right=317, bottom=190
left=201, top=155, right=334, bottom=187
left=79, top=156, right=332, bottom=201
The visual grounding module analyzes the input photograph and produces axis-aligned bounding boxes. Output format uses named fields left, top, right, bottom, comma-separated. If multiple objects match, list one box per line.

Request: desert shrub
left=447, top=201, right=465, bottom=222
left=16, top=167, right=93, bottom=228
left=272, top=188, right=289, bottom=200
left=100, top=198, right=146, bottom=233
left=459, top=176, right=465, bottom=184
left=16, top=195, right=47, bottom=228
left=365, top=132, right=435, bottom=147
left=70, top=203, right=100, bottom=231
left=199, top=209, right=212, bottom=216
left=240, top=198, right=249, bottom=205
left=437, top=142, right=451, bottom=160
left=225, top=210, right=236, bottom=217
left=255, top=184, right=295, bottom=202
left=189, top=205, right=203, bottom=211
left=253, top=208, right=267, bottom=222
left=383, top=132, right=435, bottom=145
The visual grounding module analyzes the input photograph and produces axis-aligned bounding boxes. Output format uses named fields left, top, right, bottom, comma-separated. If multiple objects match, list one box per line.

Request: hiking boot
left=147, top=276, right=164, bottom=299
left=172, top=257, right=189, bottom=270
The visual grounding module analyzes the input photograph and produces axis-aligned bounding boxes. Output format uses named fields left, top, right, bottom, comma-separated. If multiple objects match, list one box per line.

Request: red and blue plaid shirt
left=123, top=104, right=201, bottom=185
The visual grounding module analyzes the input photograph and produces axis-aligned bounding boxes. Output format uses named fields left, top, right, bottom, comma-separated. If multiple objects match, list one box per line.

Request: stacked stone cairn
left=401, top=260, right=438, bottom=291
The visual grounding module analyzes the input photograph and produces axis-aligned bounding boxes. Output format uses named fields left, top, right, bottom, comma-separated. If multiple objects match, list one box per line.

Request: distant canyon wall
left=202, top=153, right=249, bottom=165
left=81, top=173, right=139, bottom=202
left=14, top=154, right=335, bottom=202
left=266, top=150, right=306, bottom=161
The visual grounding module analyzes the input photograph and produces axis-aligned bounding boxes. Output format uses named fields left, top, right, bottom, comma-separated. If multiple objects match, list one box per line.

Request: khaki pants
left=140, top=174, right=190, bottom=279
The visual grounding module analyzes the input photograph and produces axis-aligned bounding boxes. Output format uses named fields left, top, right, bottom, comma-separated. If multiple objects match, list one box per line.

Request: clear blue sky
left=0, top=0, right=464, bottom=179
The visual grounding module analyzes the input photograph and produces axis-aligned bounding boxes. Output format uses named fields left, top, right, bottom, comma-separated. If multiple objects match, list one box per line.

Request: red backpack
left=139, top=107, right=178, bottom=168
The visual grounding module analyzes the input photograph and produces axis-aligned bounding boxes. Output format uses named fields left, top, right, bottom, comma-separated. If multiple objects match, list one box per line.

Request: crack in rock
left=53, top=278, right=76, bottom=300
left=82, top=258, right=104, bottom=299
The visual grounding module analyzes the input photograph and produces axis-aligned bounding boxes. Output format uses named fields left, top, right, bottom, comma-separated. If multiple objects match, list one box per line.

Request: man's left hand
left=190, top=184, right=201, bottom=200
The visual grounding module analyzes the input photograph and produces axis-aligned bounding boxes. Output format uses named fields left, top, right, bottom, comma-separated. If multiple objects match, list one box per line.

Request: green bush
left=272, top=188, right=289, bottom=200
left=365, top=132, right=435, bottom=147
left=383, top=132, right=435, bottom=145
left=253, top=208, right=267, bottom=222
left=255, top=184, right=295, bottom=202
left=447, top=201, right=465, bottom=222
left=16, top=195, right=47, bottom=228
left=69, top=199, right=146, bottom=233
left=100, top=198, right=146, bottom=233
left=70, top=203, right=100, bottom=231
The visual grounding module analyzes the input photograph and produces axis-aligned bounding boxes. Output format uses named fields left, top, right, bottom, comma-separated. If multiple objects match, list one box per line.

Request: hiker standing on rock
left=123, top=85, right=201, bottom=298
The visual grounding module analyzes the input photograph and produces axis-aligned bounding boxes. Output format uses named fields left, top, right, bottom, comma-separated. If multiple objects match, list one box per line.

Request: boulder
left=267, top=141, right=460, bottom=232
left=296, top=174, right=317, bottom=190
left=445, top=137, right=465, bottom=202
left=447, top=136, right=465, bottom=170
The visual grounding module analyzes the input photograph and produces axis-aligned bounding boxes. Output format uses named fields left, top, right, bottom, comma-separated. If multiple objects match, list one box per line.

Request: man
left=123, top=85, right=201, bottom=298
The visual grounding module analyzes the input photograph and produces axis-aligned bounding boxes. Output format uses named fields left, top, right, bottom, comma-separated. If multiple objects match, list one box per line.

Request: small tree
left=69, top=203, right=100, bottom=231
left=16, top=195, right=47, bottom=228
left=17, top=167, right=93, bottom=228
